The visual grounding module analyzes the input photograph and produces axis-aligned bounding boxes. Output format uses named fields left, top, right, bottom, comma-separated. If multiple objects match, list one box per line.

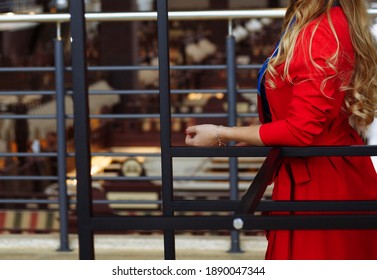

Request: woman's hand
left=185, top=124, right=263, bottom=147
left=185, top=124, right=219, bottom=146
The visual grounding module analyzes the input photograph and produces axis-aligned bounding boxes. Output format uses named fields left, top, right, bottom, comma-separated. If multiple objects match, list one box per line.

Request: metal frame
left=69, top=0, right=377, bottom=260
left=0, top=2, right=376, bottom=259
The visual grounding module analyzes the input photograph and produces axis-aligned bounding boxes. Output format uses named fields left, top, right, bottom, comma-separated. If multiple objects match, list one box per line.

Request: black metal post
left=54, top=31, right=71, bottom=252
left=157, top=0, right=176, bottom=260
left=69, top=0, right=95, bottom=259
left=226, top=34, right=242, bottom=253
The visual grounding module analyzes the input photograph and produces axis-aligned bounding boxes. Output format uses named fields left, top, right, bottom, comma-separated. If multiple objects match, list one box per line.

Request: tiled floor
left=0, top=233, right=267, bottom=260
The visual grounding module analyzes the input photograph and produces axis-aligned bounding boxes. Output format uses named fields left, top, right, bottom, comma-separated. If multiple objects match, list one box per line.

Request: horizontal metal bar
left=88, top=215, right=377, bottom=231
left=88, top=65, right=227, bottom=71
left=170, top=176, right=251, bottom=181
left=0, top=88, right=253, bottom=96
left=0, top=90, right=54, bottom=95
left=67, top=89, right=227, bottom=94
left=0, top=152, right=57, bottom=157
left=64, top=175, right=255, bottom=182
left=89, top=65, right=158, bottom=71
left=3, top=113, right=261, bottom=121
left=170, top=147, right=269, bottom=157
left=0, top=88, right=255, bottom=97
left=91, top=176, right=162, bottom=181
left=0, top=13, right=70, bottom=23
left=172, top=200, right=377, bottom=212
left=0, top=115, right=57, bottom=119
left=239, top=113, right=259, bottom=118
left=1, top=199, right=375, bottom=211
left=238, top=89, right=258, bottom=94
left=0, top=176, right=57, bottom=180
left=0, top=9, right=286, bottom=23
left=171, top=89, right=227, bottom=94
left=5, top=147, right=371, bottom=160
left=67, top=65, right=227, bottom=72
left=90, top=175, right=236, bottom=181
left=86, top=113, right=228, bottom=119
left=0, top=199, right=59, bottom=204
left=89, top=200, right=377, bottom=210
left=0, top=199, right=161, bottom=205
left=281, top=146, right=377, bottom=157
left=2, top=9, right=377, bottom=23
left=171, top=146, right=377, bottom=157
left=237, top=64, right=263, bottom=69
left=90, top=152, right=161, bottom=157
left=0, top=67, right=55, bottom=72
left=0, top=64, right=259, bottom=72
left=92, top=176, right=254, bottom=181
left=71, top=112, right=234, bottom=119
left=62, top=88, right=224, bottom=95
left=123, top=64, right=255, bottom=71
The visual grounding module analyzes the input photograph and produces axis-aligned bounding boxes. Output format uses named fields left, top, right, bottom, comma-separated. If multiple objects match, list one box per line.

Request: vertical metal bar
left=54, top=30, right=71, bottom=252
left=156, top=0, right=176, bottom=260
left=56, top=21, right=62, bottom=40
left=226, top=32, right=242, bottom=253
left=228, top=19, right=233, bottom=38
left=226, top=36, right=238, bottom=135
left=69, top=0, right=95, bottom=259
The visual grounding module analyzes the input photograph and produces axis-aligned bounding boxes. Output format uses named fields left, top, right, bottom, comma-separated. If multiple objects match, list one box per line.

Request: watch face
left=121, top=158, right=143, bottom=177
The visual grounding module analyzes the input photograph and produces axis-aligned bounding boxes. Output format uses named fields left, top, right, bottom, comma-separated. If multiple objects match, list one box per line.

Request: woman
left=185, top=0, right=377, bottom=260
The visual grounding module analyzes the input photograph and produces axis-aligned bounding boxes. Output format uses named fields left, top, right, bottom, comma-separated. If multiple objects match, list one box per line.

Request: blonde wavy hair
left=267, top=0, right=377, bottom=130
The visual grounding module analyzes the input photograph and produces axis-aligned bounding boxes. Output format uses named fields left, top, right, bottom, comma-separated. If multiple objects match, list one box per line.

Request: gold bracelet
left=215, top=125, right=226, bottom=146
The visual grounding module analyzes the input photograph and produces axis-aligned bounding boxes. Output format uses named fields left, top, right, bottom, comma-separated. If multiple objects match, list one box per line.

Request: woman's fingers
left=185, top=126, right=196, bottom=146
left=185, top=126, right=197, bottom=135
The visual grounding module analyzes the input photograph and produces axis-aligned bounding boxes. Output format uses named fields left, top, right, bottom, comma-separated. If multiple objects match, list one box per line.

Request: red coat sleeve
left=259, top=15, right=352, bottom=146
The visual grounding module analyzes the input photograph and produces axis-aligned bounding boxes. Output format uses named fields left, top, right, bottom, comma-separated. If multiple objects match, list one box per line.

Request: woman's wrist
left=216, top=125, right=264, bottom=146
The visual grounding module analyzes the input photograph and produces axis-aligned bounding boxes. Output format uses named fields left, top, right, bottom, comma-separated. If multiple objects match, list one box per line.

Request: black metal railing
left=70, top=0, right=377, bottom=260
left=0, top=1, right=376, bottom=260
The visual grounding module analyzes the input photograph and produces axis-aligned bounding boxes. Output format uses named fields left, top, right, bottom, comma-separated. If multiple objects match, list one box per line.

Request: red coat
left=259, top=7, right=377, bottom=259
